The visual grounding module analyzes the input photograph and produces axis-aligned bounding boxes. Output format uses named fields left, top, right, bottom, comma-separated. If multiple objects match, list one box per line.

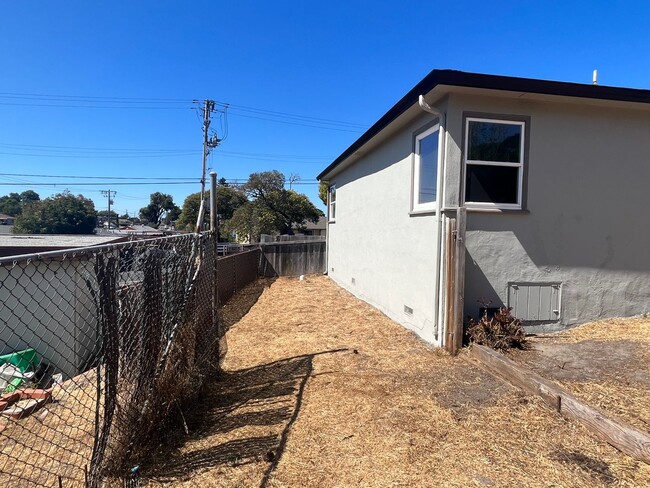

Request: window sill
left=465, top=207, right=529, bottom=214
left=409, top=209, right=436, bottom=217
left=328, top=219, right=336, bottom=224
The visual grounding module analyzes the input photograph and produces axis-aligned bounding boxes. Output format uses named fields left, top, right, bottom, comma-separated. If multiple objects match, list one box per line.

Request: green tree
left=225, top=170, right=323, bottom=242
left=223, top=201, right=278, bottom=242
left=97, top=210, right=119, bottom=218
left=13, top=191, right=97, bottom=234
left=176, top=192, right=203, bottom=231
left=0, top=191, right=41, bottom=216
left=20, top=190, right=40, bottom=205
left=0, top=193, right=22, bottom=216
left=177, top=186, right=247, bottom=236
left=138, top=192, right=180, bottom=227
left=318, top=181, right=329, bottom=206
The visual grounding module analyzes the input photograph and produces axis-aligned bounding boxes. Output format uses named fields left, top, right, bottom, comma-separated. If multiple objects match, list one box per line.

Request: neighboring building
left=0, top=214, right=14, bottom=225
left=0, top=234, right=126, bottom=258
left=318, top=69, right=650, bottom=347
left=115, top=224, right=163, bottom=237
left=0, top=234, right=126, bottom=378
left=294, top=216, right=327, bottom=237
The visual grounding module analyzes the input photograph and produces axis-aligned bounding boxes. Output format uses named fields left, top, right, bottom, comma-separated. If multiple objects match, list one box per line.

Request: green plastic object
left=3, top=377, right=24, bottom=393
left=0, top=348, right=39, bottom=373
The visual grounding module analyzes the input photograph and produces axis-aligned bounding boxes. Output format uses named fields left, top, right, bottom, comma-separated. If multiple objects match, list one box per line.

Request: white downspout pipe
left=418, top=95, right=447, bottom=346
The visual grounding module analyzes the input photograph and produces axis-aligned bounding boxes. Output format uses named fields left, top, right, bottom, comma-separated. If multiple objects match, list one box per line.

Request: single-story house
left=0, top=214, right=14, bottom=226
left=318, top=69, right=650, bottom=348
left=293, top=216, right=327, bottom=237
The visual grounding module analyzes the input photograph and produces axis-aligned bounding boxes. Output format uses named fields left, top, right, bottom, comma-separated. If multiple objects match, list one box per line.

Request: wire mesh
left=0, top=233, right=260, bottom=487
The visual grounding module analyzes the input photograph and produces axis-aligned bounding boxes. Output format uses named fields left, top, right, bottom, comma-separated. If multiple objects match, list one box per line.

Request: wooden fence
left=257, top=240, right=326, bottom=277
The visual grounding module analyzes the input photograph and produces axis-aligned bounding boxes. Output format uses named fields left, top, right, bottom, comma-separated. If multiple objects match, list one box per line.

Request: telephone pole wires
left=195, top=100, right=221, bottom=233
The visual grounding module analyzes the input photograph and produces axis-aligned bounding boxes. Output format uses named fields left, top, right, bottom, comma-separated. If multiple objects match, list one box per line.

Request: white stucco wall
left=326, top=112, right=444, bottom=344
left=326, top=87, right=650, bottom=344
left=444, top=93, right=650, bottom=330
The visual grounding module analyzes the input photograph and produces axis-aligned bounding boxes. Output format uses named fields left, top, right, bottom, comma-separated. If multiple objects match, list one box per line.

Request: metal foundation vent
left=508, top=282, right=561, bottom=322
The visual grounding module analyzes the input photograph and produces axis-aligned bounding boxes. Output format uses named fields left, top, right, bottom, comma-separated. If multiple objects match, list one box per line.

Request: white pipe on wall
left=418, top=95, right=448, bottom=346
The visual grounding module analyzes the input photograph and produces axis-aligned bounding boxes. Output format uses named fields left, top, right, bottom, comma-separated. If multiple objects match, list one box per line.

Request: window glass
left=329, top=185, right=336, bottom=220
left=418, top=131, right=439, bottom=204
left=465, top=165, right=519, bottom=204
left=468, top=121, right=521, bottom=162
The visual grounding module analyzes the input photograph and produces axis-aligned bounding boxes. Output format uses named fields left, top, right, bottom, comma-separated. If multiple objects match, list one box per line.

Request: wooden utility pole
left=100, top=190, right=116, bottom=231
left=195, top=100, right=220, bottom=233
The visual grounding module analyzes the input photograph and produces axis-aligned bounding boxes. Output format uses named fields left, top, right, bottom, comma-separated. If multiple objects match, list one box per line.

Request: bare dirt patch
left=510, top=317, right=650, bottom=432
left=141, top=277, right=650, bottom=487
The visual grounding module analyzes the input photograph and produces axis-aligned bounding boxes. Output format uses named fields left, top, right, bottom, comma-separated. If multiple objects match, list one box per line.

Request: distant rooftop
left=0, top=234, right=127, bottom=259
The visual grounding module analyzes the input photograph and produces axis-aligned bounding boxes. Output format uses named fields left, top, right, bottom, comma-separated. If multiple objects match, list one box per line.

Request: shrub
left=467, top=306, right=528, bottom=351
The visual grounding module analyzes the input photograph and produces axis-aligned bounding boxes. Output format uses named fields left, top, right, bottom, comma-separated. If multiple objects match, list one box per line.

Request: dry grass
left=518, top=316, right=650, bottom=433
left=141, top=276, right=650, bottom=487
left=0, top=372, right=97, bottom=486
left=556, top=316, right=650, bottom=344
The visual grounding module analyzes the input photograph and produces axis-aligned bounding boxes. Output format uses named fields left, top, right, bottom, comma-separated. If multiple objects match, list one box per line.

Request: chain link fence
left=0, top=232, right=260, bottom=487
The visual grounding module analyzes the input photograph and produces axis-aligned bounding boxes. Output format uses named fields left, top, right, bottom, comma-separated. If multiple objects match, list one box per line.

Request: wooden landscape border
left=469, top=344, right=650, bottom=464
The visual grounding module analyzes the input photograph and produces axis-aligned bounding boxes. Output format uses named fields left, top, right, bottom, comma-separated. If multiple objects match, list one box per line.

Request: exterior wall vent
left=351, top=277, right=356, bottom=285
left=404, top=305, right=414, bottom=315
left=508, top=282, right=561, bottom=322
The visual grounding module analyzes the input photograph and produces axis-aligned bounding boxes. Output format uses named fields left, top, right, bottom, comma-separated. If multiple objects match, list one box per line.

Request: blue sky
left=1, top=1, right=649, bottom=215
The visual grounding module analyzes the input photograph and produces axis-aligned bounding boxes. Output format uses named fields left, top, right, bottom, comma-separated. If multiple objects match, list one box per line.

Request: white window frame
left=412, top=123, right=441, bottom=213
left=328, top=184, right=336, bottom=222
left=463, top=117, right=525, bottom=210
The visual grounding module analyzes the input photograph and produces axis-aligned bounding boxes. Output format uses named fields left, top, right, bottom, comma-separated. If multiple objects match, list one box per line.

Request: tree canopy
left=224, top=170, right=323, bottom=242
left=318, top=181, right=328, bottom=206
left=0, top=191, right=41, bottom=216
left=139, top=192, right=181, bottom=227
left=176, top=184, right=248, bottom=239
left=13, top=191, right=96, bottom=234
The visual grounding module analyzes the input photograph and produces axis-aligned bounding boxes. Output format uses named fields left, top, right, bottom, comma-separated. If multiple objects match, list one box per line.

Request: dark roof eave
left=318, top=69, right=650, bottom=180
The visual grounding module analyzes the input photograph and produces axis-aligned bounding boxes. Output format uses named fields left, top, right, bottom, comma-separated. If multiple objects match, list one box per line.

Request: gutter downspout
left=418, top=95, right=447, bottom=346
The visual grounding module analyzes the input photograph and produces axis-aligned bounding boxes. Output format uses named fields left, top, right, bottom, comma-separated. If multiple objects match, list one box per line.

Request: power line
left=0, top=181, right=199, bottom=186
left=224, top=103, right=368, bottom=128
left=0, top=92, right=192, bottom=103
left=0, top=92, right=369, bottom=131
left=226, top=111, right=364, bottom=132
left=0, top=173, right=198, bottom=180
left=0, top=151, right=198, bottom=159
left=0, top=142, right=329, bottom=159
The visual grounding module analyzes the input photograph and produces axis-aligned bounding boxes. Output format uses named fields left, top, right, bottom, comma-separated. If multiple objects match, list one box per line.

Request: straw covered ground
left=141, top=276, right=650, bottom=487
left=0, top=370, right=97, bottom=486
left=510, top=316, right=650, bottom=433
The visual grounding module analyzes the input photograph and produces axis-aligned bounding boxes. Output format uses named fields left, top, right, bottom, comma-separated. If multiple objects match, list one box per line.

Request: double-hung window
left=464, top=117, right=525, bottom=209
left=328, top=184, right=336, bottom=221
left=412, top=123, right=440, bottom=212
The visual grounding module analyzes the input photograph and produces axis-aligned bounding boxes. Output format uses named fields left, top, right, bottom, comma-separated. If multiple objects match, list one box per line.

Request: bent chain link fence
left=0, top=232, right=261, bottom=487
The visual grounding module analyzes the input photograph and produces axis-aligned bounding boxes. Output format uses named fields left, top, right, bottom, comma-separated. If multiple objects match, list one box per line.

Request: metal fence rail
left=0, top=232, right=259, bottom=487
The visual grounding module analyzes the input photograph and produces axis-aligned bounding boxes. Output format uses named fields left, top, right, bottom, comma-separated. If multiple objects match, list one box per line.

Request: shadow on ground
left=219, top=277, right=276, bottom=333
left=141, top=349, right=346, bottom=486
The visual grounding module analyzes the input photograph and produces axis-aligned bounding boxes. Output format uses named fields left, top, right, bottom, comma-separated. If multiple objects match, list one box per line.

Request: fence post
left=451, top=207, right=466, bottom=355
left=210, top=172, right=222, bottom=367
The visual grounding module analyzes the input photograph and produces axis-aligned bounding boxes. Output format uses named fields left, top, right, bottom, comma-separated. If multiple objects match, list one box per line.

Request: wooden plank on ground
left=470, top=344, right=650, bottom=464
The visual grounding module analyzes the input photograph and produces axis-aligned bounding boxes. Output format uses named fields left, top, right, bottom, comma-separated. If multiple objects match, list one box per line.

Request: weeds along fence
left=0, top=232, right=260, bottom=487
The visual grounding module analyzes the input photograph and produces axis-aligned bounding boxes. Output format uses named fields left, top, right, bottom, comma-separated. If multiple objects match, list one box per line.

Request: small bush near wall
left=467, top=307, right=528, bottom=351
